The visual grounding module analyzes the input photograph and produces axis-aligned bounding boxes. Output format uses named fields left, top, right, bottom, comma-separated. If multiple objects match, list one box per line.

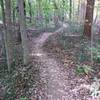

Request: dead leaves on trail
left=43, top=40, right=75, bottom=68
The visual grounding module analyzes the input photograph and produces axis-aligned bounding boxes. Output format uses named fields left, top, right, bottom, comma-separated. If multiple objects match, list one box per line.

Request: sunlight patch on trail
left=31, top=52, right=44, bottom=57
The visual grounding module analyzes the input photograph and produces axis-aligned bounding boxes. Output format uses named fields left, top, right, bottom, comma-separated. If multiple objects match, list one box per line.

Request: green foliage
left=0, top=57, right=22, bottom=100
left=3, top=87, right=16, bottom=100
left=78, top=53, right=90, bottom=62
left=76, top=65, right=85, bottom=75
left=20, top=97, right=27, bottom=100
left=78, top=39, right=91, bottom=62
left=93, top=55, right=100, bottom=63
left=69, top=21, right=84, bottom=34
left=76, top=64, right=94, bottom=75
left=88, top=46, right=100, bottom=63
left=0, top=6, right=2, bottom=20
left=2, top=73, right=17, bottom=100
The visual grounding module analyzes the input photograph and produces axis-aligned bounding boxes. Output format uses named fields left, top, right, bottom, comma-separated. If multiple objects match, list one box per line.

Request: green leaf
left=83, top=65, right=94, bottom=74
left=76, top=65, right=85, bottom=75
left=20, top=97, right=27, bottom=100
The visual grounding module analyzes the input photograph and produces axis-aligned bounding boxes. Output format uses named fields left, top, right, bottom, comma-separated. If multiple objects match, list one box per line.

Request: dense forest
left=0, top=0, right=100, bottom=100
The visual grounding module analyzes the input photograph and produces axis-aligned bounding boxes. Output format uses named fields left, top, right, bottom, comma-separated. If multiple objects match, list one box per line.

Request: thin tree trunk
left=93, top=5, right=98, bottom=25
left=0, top=0, right=6, bottom=57
left=1, top=0, right=5, bottom=27
left=37, top=0, right=43, bottom=28
left=61, top=0, right=65, bottom=21
left=72, top=0, right=74, bottom=21
left=5, top=0, right=15, bottom=71
left=12, top=1, right=16, bottom=25
left=53, top=1, right=59, bottom=28
left=28, top=0, right=32, bottom=23
left=79, top=1, right=86, bottom=24
left=77, top=0, right=80, bottom=22
left=83, top=0, right=95, bottom=38
left=23, top=0, right=26, bottom=17
left=18, top=0, right=31, bottom=64
left=69, top=0, right=72, bottom=20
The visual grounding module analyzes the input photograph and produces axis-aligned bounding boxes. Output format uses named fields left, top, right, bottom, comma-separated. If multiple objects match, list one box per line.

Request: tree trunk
left=37, top=0, right=43, bottom=28
left=0, top=0, right=5, bottom=26
left=77, top=0, right=80, bottom=21
left=69, top=0, right=72, bottom=20
left=72, top=0, right=75, bottom=21
left=62, top=0, right=65, bottom=21
left=78, top=0, right=80, bottom=15
left=53, top=1, right=59, bottom=28
left=23, top=0, right=26, bottom=17
left=79, top=0, right=86, bottom=25
left=5, top=0, right=15, bottom=71
left=18, top=0, right=31, bottom=64
left=83, top=0, right=95, bottom=38
left=28, top=0, right=32, bottom=23
left=0, top=0, right=6, bottom=58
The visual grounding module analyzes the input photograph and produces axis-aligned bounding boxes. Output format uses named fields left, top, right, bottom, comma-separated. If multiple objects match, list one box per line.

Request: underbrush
left=0, top=47, right=40, bottom=100
left=58, top=35, right=91, bottom=62
left=65, top=21, right=84, bottom=35
left=0, top=59, right=40, bottom=100
left=56, top=26, right=100, bottom=99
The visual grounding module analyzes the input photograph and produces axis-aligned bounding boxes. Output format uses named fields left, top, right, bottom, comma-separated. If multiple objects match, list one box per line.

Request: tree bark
left=36, top=0, right=43, bottom=28
left=0, top=0, right=6, bottom=59
left=28, top=0, right=32, bottom=23
left=5, top=0, right=15, bottom=71
left=18, top=0, right=31, bottom=64
left=83, top=0, right=95, bottom=38
left=78, top=0, right=86, bottom=24
left=0, top=0, right=6, bottom=45
left=53, top=1, right=59, bottom=28
left=69, top=0, right=72, bottom=20
left=77, top=0, right=80, bottom=21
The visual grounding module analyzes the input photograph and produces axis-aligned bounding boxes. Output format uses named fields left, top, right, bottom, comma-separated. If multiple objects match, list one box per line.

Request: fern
left=76, top=64, right=94, bottom=75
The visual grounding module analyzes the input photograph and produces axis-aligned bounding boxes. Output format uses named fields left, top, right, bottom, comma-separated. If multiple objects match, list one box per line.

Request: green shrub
left=88, top=46, right=100, bottom=63
left=76, top=64, right=94, bottom=75
left=20, top=97, right=27, bottom=100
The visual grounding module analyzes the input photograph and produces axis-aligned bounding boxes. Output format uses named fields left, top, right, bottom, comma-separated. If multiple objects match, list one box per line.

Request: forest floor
left=0, top=25, right=100, bottom=100
left=28, top=27, right=99, bottom=100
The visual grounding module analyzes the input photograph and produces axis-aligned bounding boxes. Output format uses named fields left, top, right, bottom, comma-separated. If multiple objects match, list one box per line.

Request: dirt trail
left=30, top=27, right=94, bottom=100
